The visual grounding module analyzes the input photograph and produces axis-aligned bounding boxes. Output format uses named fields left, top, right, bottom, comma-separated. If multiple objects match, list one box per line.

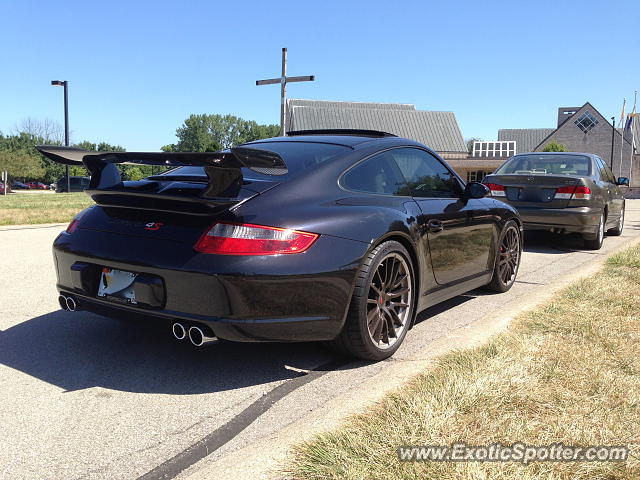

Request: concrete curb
left=183, top=232, right=640, bottom=480
left=0, top=223, right=67, bottom=231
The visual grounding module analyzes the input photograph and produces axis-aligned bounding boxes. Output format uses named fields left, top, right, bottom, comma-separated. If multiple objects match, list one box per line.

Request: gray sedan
left=483, top=152, right=628, bottom=250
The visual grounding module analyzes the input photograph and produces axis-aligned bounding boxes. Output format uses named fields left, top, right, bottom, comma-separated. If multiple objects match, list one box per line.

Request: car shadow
left=414, top=292, right=478, bottom=325
left=0, top=310, right=353, bottom=395
left=522, top=231, right=592, bottom=254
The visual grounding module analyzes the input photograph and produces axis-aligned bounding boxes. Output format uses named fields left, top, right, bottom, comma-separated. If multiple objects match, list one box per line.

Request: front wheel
left=486, top=220, right=522, bottom=293
left=327, top=241, right=415, bottom=361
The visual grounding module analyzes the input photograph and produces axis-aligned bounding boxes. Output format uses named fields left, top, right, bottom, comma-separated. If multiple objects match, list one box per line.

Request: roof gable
left=533, top=102, right=631, bottom=150
left=287, top=99, right=415, bottom=111
left=287, top=104, right=466, bottom=152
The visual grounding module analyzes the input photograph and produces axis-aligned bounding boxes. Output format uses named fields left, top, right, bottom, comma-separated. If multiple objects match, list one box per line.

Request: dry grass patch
left=289, top=246, right=640, bottom=480
left=0, top=193, right=92, bottom=225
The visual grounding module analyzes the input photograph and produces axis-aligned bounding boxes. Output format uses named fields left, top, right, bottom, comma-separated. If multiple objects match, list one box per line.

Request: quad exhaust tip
left=172, top=322, right=187, bottom=340
left=66, top=297, right=77, bottom=312
left=58, top=294, right=78, bottom=312
left=187, top=325, right=218, bottom=347
left=58, top=295, right=68, bottom=310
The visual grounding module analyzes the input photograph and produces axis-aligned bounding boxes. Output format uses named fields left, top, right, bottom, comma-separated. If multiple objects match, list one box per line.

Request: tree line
left=0, top=114, right=279, bottom=184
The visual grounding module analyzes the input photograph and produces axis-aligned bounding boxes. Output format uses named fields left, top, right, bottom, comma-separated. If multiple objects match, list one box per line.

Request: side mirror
left=617, top=177, right=630, bottom=186
left=463, top=182, right=490, bottom=199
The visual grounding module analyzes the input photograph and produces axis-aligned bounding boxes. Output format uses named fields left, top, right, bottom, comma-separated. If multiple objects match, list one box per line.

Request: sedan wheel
left=327, top=241, right=415, bottom=361
left=584, top=213, right=605, bottom=250
left=607, top=204, right=624, bottom=236
left=486, top=221, right=521, bottom=292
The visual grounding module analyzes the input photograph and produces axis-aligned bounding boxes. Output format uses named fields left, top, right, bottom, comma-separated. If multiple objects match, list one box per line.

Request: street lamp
left=51, top=80, right=70, bottom=193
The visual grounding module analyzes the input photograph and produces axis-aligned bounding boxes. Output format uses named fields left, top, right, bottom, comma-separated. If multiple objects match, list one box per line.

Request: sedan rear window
left=495, top=154, right=592, bottom=176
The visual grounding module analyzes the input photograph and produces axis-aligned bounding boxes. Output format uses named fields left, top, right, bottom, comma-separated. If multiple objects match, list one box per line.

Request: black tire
left=584, top=212, right=605, bottom=250
left=326, top=241, right=416, bottom=361
left=486, top=220, right=522, bottom=293
left=607, top=203, right=624, bottom=236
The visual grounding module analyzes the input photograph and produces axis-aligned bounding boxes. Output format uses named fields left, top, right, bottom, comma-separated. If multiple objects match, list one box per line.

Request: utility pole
left=610, top=117, right=616, bottom=170
left=256, top=48, right=315, bottom=136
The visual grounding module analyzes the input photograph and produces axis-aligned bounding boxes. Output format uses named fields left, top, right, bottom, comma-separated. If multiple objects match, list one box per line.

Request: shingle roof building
left=497, top=128, right=555, bottom=154
left=286, top=99, right=467, bottom=153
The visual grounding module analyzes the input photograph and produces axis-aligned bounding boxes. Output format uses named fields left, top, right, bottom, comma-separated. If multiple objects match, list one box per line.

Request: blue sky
left=1, top=0, right=638, bottom=151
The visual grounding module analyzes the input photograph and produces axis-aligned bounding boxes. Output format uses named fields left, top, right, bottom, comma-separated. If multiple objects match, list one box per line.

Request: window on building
left=472, top=141, right=516, bottom=158
left=466, top=170, right=489, bottom=183
left=574, top=111, right=599, bottom=133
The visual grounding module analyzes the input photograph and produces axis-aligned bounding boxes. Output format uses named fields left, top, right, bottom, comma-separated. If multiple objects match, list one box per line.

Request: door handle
left=428, top=219, right=443, bottom=233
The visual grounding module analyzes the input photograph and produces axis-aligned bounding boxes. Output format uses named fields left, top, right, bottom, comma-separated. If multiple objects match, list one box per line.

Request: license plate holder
left=97, top=267, right=138, bottom=304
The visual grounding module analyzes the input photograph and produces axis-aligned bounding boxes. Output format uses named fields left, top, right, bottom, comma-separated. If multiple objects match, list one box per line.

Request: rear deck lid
left=483, top=174, right=583, bottom=208
left=485, top=153, right=592, bottom=208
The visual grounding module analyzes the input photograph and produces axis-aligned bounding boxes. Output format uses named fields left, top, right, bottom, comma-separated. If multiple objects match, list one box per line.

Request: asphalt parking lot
left=2, top=200, right=640, bottom=479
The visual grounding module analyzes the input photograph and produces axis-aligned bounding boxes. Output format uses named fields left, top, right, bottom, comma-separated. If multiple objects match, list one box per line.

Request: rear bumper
left=53, top=229, right=368, bottom=342
left=517, top=206, right=601, bottom=236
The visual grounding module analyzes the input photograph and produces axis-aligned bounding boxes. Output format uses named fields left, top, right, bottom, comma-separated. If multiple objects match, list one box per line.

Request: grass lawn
left=289, top=246, right=640, bottom=479
left=0, top=193, right=93, bottom=225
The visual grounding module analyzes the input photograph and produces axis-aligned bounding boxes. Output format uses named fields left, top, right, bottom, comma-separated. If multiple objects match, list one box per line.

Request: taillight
left=66, top=218, right=80, bottom=233
left=554, top=185, right=591, bottom=200
left=554, top=185, right=576, bottom=199
left=195, top=222, right=319, bottom=255
left=484, top=183, right=506, bottom=197
left=572, top=186, right=591, bottom=199
left=66, top=210, right=87, bottom=233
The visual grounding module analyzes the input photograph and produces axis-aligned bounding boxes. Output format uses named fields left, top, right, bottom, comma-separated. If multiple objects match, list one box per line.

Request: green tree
left=542, top=140, right=568, bottom=152
left=163, top=114, right=279, bottom=152
left=466, top=137, right=482, bottom=154
left=0, top=149, right=46, bottom=180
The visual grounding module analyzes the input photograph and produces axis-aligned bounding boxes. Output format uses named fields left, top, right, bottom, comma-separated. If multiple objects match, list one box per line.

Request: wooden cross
left=256, top=48, right=315, bottom=136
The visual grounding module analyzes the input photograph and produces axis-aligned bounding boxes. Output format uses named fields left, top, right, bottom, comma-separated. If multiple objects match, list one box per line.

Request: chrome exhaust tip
left=66, top=296, right=77, bottom=312
left=172, top=322, right=187, bottom=341
left=188, top=326, right=218, bottom=347
left=58, top=295, right=69, bottom=311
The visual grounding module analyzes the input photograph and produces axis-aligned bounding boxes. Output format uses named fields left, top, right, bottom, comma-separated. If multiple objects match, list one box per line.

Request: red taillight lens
left=572, top=186, right=591, bottom=199
left=66, top=218, right=80, bottom=233
left=483, top=183, right=506, bottom=197
left=195, top=222, right=319, bottom=255
left=554, top=185, right=591, bottom=200
left=66, top=209, right=88, bottom=234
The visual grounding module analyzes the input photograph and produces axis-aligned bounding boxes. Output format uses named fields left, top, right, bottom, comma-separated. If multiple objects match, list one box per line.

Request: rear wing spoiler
left=36, top=145, right=287, bottom=192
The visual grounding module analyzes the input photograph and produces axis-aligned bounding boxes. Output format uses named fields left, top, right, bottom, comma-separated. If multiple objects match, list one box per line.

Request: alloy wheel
left=366, top=253, right=412, bottom=349
left=619, top=207, right=625, bottom=230
left=497, top=225, right=520, bottom=286
left=597, top=215, right=604, bottom=244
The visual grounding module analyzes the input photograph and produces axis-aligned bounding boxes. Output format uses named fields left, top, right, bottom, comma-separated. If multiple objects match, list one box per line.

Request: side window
left=596, top=158, right=614, bottom=183
left=342, top=151, right=408, bottom=196
left=602, top=161, right=616, bottom=183
left=390, top=148, right=461, bottom=198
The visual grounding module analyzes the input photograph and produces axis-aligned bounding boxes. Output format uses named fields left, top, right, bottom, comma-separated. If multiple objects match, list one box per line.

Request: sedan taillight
left=483, top=183, right=506, bottom=197
left=195, top=222, right=319, bottom=255
left=555, top=185, right=591, bottom=200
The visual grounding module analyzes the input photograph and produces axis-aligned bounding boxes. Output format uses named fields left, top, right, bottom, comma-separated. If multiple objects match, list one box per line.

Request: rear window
left=495, top=154, right=592, bottom=176
left=160, top=142, right=350, bottom=180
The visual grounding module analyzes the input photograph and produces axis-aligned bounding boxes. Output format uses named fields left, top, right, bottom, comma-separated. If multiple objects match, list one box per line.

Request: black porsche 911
left=38, top=130, right=522, bottom=360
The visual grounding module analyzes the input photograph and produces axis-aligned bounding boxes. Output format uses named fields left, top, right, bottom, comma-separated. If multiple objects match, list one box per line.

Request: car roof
left=514, top=151, right=597, bottom=158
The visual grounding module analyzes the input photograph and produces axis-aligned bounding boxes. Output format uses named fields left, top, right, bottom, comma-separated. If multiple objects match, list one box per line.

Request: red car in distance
left=27, top=182, right=49, bottom=190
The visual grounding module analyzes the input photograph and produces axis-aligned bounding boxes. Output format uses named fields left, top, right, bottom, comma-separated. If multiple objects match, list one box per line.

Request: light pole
left=51, top=80, right=70, bottom=193
left=610, top=116, right=616, bottom=170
